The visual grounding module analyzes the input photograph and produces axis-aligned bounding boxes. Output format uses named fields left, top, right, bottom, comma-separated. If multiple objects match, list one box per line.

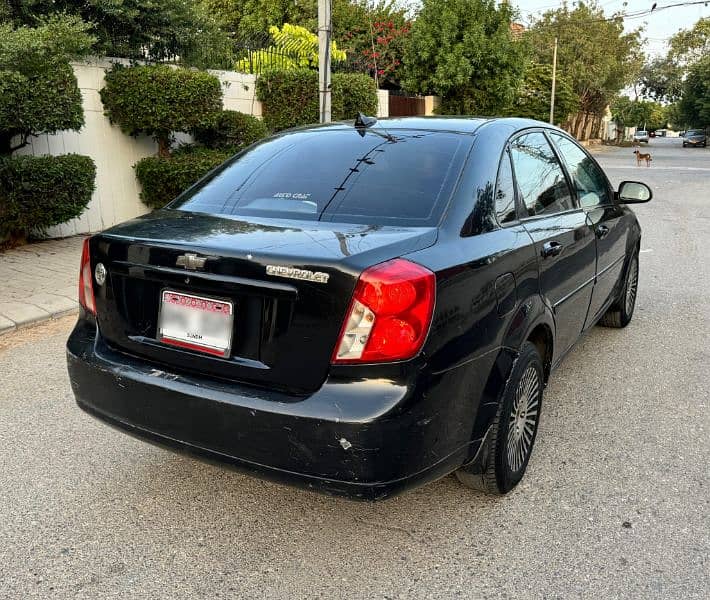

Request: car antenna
left=354, top=112, right=397, bottom=142
left=354, top=112, right=377, bottom=129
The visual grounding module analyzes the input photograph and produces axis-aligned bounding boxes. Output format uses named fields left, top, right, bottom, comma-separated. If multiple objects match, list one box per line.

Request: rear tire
left=599, top=251, right=639, bottom=328
left=456, top=342, right=544, bottom=495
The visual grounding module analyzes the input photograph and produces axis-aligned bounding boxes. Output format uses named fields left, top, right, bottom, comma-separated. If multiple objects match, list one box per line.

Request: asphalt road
left=1, top=137, right=708, bottom=599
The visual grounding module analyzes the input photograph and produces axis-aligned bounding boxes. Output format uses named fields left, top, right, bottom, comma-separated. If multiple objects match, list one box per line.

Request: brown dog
left=633, top=149, right=652, bottom=167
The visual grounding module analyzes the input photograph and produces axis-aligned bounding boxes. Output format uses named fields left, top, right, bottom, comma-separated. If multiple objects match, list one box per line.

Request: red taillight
left=78, top=237, right=96, bottom=314
left=332, top=259, right=435, bottom=364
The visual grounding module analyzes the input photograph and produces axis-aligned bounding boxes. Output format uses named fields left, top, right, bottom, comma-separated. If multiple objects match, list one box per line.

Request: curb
left=0, top=307, right=79, bottom=337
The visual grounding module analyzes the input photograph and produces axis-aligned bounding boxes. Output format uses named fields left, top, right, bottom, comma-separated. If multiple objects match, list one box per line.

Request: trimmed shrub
left=193, top=110, right=267, bottom=152
left=0, top=154, right=96, bottom=241
left=256, top=69, right=319, bottom=132
left=135, top=147, right=231, bottom=209
left=256, top=70, right=378, bottom=131
left=100, top=64, right=223, bottom=156
left=332, top=73, right=378, bottom=124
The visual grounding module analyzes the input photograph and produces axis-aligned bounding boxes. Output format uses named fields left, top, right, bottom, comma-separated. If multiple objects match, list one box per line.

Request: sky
left=512, top=0, right=710, bottom=56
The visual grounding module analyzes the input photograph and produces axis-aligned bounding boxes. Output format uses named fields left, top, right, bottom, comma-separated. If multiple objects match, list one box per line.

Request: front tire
left=599, top=252, right=639, bottom=328
left=456, top=342, right=544, bottom=495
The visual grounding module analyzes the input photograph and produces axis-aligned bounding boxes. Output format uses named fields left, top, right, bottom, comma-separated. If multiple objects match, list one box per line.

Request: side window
left=550, top=133, right=611, bottom=208
left=509, top=132, right=574, bottom=217
left=495, top=150, right=517, bottom=224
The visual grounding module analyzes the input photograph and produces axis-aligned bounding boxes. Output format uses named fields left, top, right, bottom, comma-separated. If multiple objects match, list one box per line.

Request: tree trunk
left=157, top=136, right=171, bottom=158
left=0, top=133, right=13, bottom=157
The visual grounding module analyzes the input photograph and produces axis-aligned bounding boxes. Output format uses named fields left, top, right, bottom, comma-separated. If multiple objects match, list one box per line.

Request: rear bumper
left=67, top=319, right=485, bottom=500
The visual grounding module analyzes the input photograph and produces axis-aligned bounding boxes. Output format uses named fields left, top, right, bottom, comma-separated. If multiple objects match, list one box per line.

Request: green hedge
left=135, top=147, right=231, bottom=209
left=256, top=70, right=378, bottom=131
left=193, top=110, right=267, bottom=152
left=0, top=154, right=95, bottom=241
left=100, top=64, right=223, bottom=155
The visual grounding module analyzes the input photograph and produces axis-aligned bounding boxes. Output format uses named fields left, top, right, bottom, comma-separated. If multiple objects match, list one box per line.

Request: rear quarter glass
left=169, top=129, right=473, bottom=228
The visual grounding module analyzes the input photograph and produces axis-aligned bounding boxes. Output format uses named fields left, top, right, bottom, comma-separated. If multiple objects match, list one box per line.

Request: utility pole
left=318, top=0, right=332, bottom=123
left=549, top=37, right=558, bottom=125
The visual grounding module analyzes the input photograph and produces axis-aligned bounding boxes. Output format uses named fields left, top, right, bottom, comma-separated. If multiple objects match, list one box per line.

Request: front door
left=510, top=131, right=596, bottom=358
left=548, top=133, right=629, bottom=326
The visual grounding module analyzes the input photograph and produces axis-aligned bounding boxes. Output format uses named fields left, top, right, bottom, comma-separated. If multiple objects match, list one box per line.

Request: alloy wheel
left=625, top=256, right=639, bottom=316
left=506, top=365, right=541, bottom=473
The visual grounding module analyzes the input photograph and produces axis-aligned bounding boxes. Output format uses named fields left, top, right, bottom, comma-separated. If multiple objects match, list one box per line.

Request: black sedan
left=67, top=117, right=652, bottom=500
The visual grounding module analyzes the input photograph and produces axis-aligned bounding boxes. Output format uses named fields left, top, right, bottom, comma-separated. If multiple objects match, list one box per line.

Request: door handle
left=541, top=241, right=564, bottom=258
left=596, top=225, right=610, bottom=239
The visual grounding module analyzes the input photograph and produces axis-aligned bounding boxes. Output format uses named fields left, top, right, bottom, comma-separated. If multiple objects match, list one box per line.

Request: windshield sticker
left=273, top=192, right=312, bottom=200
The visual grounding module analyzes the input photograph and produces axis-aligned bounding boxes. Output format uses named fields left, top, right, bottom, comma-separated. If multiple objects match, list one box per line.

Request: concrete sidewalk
left=0, top=236, right=84, bottom=335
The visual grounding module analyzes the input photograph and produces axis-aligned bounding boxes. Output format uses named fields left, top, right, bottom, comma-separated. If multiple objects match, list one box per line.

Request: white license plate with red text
left=157, top=291, right=233, bottom=357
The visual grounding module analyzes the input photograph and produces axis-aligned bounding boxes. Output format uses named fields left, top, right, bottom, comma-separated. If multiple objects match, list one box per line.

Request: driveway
left=0, top=137, right=708, bottom=599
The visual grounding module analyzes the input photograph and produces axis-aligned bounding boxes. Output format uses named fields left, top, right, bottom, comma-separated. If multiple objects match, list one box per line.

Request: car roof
left=285, top=116, right=558, bottom=136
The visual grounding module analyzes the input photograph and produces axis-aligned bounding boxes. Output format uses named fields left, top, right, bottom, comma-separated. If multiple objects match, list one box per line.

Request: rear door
left=548, top=133, right=629, bottom=326
left=510, top=131, right=596, bottom=358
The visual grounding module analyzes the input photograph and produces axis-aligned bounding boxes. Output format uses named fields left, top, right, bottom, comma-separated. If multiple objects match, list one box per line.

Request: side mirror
left=618, top=181, right=652, bottom=204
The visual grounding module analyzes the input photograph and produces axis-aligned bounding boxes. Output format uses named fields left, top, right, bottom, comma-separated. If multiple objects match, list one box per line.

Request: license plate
left=157, top=290, right=233, bottom=357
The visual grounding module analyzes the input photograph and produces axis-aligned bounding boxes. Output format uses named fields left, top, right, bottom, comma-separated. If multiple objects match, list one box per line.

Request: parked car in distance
left=633, top=130, right=649, bottom=144
left=67, top=117, right=652, bottom=500
left=682, top=129, right=707, bottom=147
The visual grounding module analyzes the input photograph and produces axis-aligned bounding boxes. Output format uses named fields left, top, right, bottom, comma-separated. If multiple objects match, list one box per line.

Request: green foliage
left=236, top=23, right=346, bottom=73
left=0, top=154, right=96, bottom=240
left=256, top=69, right=319, bottom=131
left=257, top=70, right=377, bottom=131
left=638, top=57, right=684, bottom=103
left=678, top=56, right=710, bottom=128
left=134, top=147, right=231, bottom=209
left=611, top=98, right=667, bottom=131
left=193, top=110, right=268, bottom=152
left=332, top=73, right=378, bottom=123
left=504, top=63, right=578, bottom=124
left=0, top=15, right=94, bottom=155
left=336, top=2, right=411, bottom=87
left=401, top=0, right=527, bottom=114
left=526, top=2, right=643, bottom=116
left=100, top=65, right=223, bottom=156
left=4, top=0, right=233, bottom=68
left=202, top=0, right=319, bottom=40
left=669, top=17, right=710, bottom=66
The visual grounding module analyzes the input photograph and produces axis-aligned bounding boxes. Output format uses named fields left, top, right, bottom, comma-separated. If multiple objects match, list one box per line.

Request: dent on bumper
left=66, top=322, right=479, bottom=500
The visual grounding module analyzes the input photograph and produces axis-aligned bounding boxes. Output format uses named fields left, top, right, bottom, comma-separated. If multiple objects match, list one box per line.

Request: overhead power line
left=520, top=0, right=710, bottom=25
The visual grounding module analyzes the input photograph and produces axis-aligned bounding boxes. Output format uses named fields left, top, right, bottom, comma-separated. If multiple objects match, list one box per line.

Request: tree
left=638, top=57, right=684, bottom=103
left=611, top=98, right=667, bottom=134
left=4, top=0, right=233, bottom=68
left=669, top=17, right=710, bottom=66
left=235, top=23, right=346, bottom=73
left=401, top=0, right=527, bottom=114
left=202, top=0, right=319, bottom=40
left=505, top=63, right=578, bottom=124
left=99, top=65, right=223, bottom=157
left=526, top=1, right=644, bottom=137
left=334, top=1, right=410, bottom=87
left=678, top=56, right=710, bottom=128
left=0, top=15, right=95, bottom=155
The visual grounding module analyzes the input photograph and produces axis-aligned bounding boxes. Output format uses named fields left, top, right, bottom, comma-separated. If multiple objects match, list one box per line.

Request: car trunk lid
left=92, top=210, right=437, bottom=393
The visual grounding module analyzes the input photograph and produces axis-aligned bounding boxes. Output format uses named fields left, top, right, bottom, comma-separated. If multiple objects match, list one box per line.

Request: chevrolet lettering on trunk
left=266, top=265, right=330, bottom=284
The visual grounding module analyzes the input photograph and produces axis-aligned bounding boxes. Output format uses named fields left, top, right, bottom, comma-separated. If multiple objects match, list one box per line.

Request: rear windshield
left=636, top=131, right=647, bottom=135
left=170, top=128, right=472, bottom=227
